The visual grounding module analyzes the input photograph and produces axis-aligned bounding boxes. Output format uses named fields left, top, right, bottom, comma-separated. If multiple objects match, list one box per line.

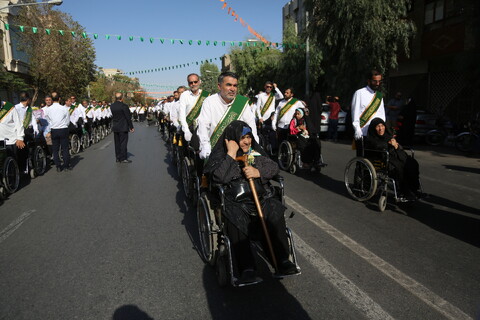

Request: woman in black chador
left=365, top=117, right=421, bottom=200
left=204, top=120, right=297, bottom=284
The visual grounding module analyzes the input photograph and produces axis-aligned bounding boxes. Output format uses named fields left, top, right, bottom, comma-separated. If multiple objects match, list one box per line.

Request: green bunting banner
left=3, top=23, right=305, bottom=49
left=123, top=56, right=223, bottom=76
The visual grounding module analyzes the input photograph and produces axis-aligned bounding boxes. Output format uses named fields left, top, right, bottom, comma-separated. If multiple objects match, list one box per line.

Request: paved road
left=0, top=125, right=478, bottom=320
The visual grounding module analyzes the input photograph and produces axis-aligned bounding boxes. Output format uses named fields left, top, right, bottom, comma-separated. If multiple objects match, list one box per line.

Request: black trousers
left=51, top=128, right=70, bottom=168
left=114, top=131, right=129, bottom=161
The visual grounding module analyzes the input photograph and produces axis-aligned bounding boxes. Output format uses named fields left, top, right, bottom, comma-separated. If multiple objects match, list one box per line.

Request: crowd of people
left=0, top=91, right=113, bottom=199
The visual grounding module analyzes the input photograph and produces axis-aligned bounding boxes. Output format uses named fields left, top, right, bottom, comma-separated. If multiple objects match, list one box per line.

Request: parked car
left=319, top=103, right=347, bottom=134
left=414, top=110, right=437, bottom=137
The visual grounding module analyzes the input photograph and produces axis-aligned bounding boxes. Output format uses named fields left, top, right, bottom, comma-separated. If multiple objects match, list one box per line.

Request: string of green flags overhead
left=3, top=23, right=305, bottom=49
left=123, top=56, right=223, bottom=76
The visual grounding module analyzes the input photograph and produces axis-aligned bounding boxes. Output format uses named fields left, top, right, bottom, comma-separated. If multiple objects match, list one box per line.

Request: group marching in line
left=0, top=92, right=113, bottom=199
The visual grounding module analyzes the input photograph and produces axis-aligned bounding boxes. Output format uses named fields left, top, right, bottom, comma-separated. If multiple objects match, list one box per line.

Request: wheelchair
left=197, top=175, right=301, bottom=287
left=26, top=137, right=47, bottom=179
left=0, top=140, right=20, bottom=198
left=277, top=134, right=326, bottom=174
left=181, top=145, right=201, bottom=206
left=344, top=142, right=423, bottom=212
left=68, top=128, right=81, bottom=155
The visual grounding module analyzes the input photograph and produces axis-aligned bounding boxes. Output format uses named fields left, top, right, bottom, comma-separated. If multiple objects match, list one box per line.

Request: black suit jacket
left=110, top=101, right=134, bottom=132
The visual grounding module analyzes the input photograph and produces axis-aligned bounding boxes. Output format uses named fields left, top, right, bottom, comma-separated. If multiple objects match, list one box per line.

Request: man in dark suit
left=110, top=92, right=134, bottom=163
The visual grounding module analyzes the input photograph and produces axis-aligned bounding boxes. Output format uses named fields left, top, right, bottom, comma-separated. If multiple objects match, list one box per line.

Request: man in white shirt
left=170, top=86, right=187, bottom=129
left=178, top=73, right=210, bottom=144
left=43, top=92, right=71, bottom=172
left=0, top=100, right=25, bottom=150
left=197, top=72, right=258, bottom=159
left=255, top=81, right=284, bottom=123
left=351, top=70, right=386, bottom=155
left=273, top=87, right=304, bottom=144
left=15, top=92, right=39, bottom=173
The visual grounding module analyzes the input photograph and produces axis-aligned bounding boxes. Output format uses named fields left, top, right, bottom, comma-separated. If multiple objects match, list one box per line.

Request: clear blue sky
left=57, top=0, right=286, bottom=96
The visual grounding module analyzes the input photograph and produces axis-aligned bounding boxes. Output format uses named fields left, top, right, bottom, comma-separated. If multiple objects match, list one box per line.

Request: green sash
left=23, top=106, right=33, bottom=129
left=279, top=98, right=298, bottom=119
left=359, top=91, right=383, bottom=128
left=69, top=105, right=77, bottom=115
left=0, top=101, right=14, bottom=122
left=260, top=92, right=275, bottom=117
left=210, top=95, right=249, bottom=148
left=85, top=106, right=93, bottom=114
left=186, top=90, right=210, bottom=126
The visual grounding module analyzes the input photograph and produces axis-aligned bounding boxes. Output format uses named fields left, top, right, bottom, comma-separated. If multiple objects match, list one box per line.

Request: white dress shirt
left=0, top=102, right=24, bottom=145
left=351, top=86, right=385, bottom=137
left=255, top=87, right=284, bottom=121
left=197, top=93, right=258, bottom=159
left=15, top=102, right=39, bottom=134
left=43, top=102, right=70, bottom=129
left=86, top=105, right=96, bottom=121
left=170, top=100, right=181, bottom=128
left=273, top=98, right=304, bottom=130
left=179, top=89, right=204, bottom=138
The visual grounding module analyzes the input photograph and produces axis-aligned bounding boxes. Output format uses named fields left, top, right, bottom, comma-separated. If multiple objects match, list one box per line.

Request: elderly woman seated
left=204, top=120, right=297, bottom=284
left=365, top=117, right=421, bottom=201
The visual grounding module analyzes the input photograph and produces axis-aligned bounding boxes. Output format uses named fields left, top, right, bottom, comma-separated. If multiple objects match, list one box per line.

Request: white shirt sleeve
left=351, top=90, right=363, bottom=137
left=274, top=87, right=284, bottom=100
left=178, top=93, right=191, bottom=137
left=240, top=104, right=259, bottom=143
left=197, top=99, right=212, bottom=159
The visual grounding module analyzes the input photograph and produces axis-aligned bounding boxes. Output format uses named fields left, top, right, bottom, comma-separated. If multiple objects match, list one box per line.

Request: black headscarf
left=204, top=120, right=267, bottom=174
left=366, top=118, right=393, bottom=150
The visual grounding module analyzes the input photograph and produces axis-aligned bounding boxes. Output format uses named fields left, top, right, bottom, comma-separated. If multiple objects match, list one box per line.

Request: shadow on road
left=112, top=305, right=154, bottom=320
left=443, top=164, right=480, bottom=174
left=296, top=169, right=350, bottom=199
left=393, top=198, right=480, bottom=247
left=202, top=265, right=311, bottom=320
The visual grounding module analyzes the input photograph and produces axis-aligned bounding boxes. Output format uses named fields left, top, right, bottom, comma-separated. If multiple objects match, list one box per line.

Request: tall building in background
left=282, top=0, right=307, bottom=36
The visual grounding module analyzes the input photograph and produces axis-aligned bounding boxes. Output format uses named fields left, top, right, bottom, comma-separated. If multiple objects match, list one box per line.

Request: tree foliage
left=200, top=62, right=220, bottom=94
left=229, top=46, right=282, bottom=94
left=89, top=73, right=144, bottom=105
left=14, top=5, right=96, bottom=105
left=0, top=69, right=29, bottom=96
left=305, top=0, right=416, bottom=100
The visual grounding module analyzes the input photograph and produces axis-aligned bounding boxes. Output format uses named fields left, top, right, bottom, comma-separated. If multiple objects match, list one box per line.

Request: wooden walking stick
left=235, top=154, right=278, bottom=271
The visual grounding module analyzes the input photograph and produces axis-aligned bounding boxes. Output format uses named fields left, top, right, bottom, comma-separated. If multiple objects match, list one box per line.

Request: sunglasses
left=265, top=86, right=273, bottom=88
left=189, top=80, right=199, bottom=85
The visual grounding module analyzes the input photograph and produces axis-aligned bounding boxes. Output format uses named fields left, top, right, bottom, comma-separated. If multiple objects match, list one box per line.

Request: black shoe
left=278, top=260, right=298, bottom=275
left=238, top=269, right=258, bottom=285
left=120, top=159, right=132, bottom=163
left=56, top=167, right=62, bottom=173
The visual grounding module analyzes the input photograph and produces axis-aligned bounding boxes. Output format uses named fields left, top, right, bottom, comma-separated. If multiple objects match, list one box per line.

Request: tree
left=305, top=0, right=416, bottom=100
left=89, top=73, right=144, bottom=104
left=0, top=69, right=29, bottom=100
left=229, top=46, right=282, bottom=94
left=14, top=5, right=96, bottom=105
left=200, top=62, right=219, bottom=94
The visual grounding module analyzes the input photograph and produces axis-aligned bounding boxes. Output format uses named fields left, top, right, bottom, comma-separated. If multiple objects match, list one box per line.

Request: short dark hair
left=51, top=92, right=60, bottom=102
left=19, top=92, right=30, bottom=102
left=265, top=81, right=273, bottom=87
left=187, top=73, right=200, bottom=80
left=367, top=70, right=382, bottom=80
left=177, top=85, right=187, bottom=91
left=285, top=87, right=295, bottom=95
left=218, top=71, right=238, bottom=84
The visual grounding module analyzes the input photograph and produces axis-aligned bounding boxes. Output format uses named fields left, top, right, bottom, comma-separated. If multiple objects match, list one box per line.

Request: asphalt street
left=0, top=124, right=479, bottom=320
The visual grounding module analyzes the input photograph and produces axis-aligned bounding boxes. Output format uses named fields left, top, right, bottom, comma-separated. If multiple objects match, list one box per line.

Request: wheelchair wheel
left=278, top=140, right=293, bottom=171
left=344, top=157, right=377, bottom=201
left=81, top=133, right=90, bottom=150
left=33, top=146, right=47, bottom=176
left=215, top=250, right=228, bottom=287
left=289, top=164, right=297, bottom=174
left=70, top=134, right=80, bottom=155
left=182, top=157, right=193, bottom=199
left=455, top=133, right=475, bottom=153
left=425, top=130, right=444, bottom=146
left=378, top=194, right=387, bottom=212
left=2, top=156, right=20, bottom=194
left=197, top=194, right=217, bottom=265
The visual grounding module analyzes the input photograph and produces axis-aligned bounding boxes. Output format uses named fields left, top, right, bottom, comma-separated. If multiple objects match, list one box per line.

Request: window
left=424, top=0, right=444, bottom=24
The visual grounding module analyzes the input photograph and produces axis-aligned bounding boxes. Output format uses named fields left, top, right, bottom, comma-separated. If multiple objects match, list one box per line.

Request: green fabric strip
left=0, top=101, right=14, bottom=122
left=260, top=92, right=275, bottom=117
left=279, top=98, right=298, bottom=119
left=23, top=106, right=33, bottom=129
left=186, top=90, right=210, bottom=126
left=359, top=91, right=383, bottom=128
left=210, top=95, right=249, bottom=147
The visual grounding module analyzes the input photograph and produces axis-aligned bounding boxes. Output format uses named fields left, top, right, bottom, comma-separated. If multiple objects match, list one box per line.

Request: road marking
left=99, top=141, right=111, bottom=150
left=292, top=232, right=395, bottom=320
left=0, top=210, right=36, bottom=244
left=421, top=176, right=480, bottom=194
left=286, top=196, right=473, bottom=320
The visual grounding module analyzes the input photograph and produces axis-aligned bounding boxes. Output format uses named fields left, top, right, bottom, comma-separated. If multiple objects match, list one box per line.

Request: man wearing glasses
left=351, top=70, right=386, bottom=155
left=178, top=73, right=210, bottom=147
left=255, top=81, right=283, bottom=124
